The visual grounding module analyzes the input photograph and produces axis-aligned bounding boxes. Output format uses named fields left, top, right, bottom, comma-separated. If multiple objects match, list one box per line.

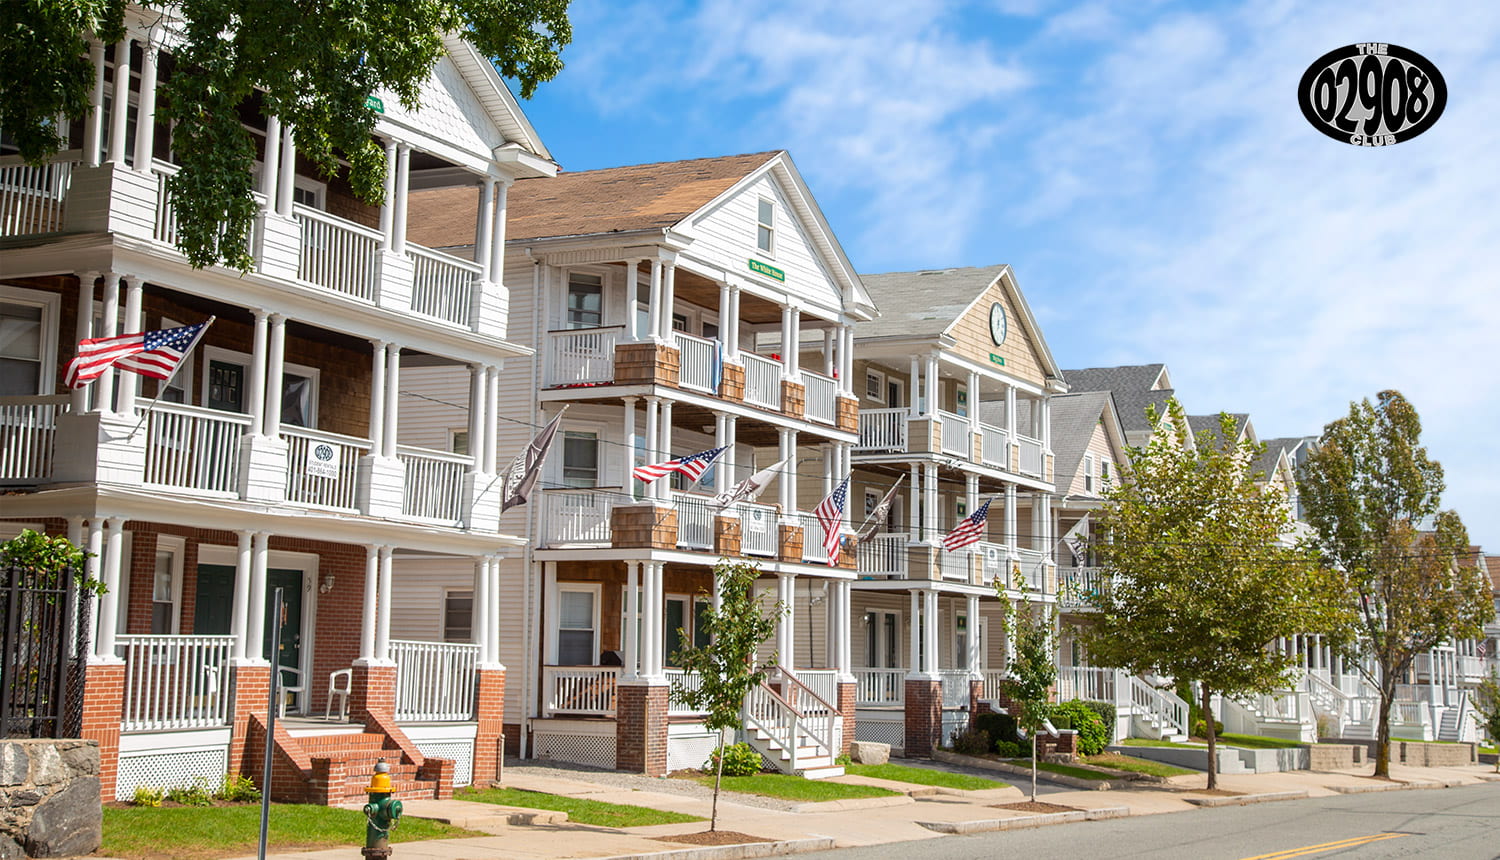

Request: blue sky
left=513, top=0, right=1500, bottom=547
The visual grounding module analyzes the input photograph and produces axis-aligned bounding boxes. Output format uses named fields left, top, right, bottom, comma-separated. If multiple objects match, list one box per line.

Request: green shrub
left=165, top=780, right=214, bottom=807
left=835, top=753, right=852, bottom=767
left=1080, top=701, right=1116, bottom=746
left=131, top=786, right=163, bottom=807
left=951, top=728, right=991, bottom=757
left=217, top=774, right=261, bottom=803
left=1192, top=718, right=1224, bottom=739
left=1051, top=700, right=1109, bottom=756
left=973, top=713, right=1018, bottom=745
left=705, top=742, right=762, bottom=777
left=994, top=740, right=1022, bottom=758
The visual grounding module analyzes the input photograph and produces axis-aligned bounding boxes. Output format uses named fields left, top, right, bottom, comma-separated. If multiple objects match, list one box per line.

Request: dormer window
left=756, top=198, right=775, bottom=255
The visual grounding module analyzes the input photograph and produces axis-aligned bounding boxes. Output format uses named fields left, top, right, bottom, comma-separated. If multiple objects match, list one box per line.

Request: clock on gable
left=989, top=303, right=1008, bottom=346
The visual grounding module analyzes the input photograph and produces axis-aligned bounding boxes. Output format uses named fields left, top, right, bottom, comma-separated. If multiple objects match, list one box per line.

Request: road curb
left=789, top=795, right=915, bottom=813
left=918, top=805, right=1130, bottom=834
left=1328, top=778, right=1463, bottom=794
left=592, top=836, right=837, bottom=860
left=931, top=750, right=1117, bottom=790
left=1183, top=790, right=1308, bottom=807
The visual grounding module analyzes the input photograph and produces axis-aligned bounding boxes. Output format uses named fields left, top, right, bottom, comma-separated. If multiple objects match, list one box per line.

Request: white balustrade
left=543, top=489, right=614, bottom=546
left=1457, top=655, right=1486, bottom=680
left=0, top=395, right=68, bottom=483
left=666, top=668, right=707, bottom=715
left=791, top=511, right=831, bottom=564
left=546, top=327, right=621, bottom=387
left=282, top=426, right=369, bottom=511
left=1013, top=548, right=1046, bottom=592
left=938, top=411, right=969, bottom=456
left=794, top=669, right=840, bottom=706
left=977, top=542, right=1008, bottom=585
left=294, top=204, right=380, bottom=300
left=1129, top=675, right=1188, bottom=738
left=940, top=548, right=973, bottom=582
left=983, top=670, right=1011, bottom=701
left=801, top=370, right=837, bottom=425
left=979, top=423, right=1007, bottom=467
left=397, top=445, right=471, bottom=521
left=939, top=669, right=971, bottom=708
left=0, top=154, right=74, bottom=237
left=856, top=408, right=907, bottom=451
left=541, top=666, right=618, bottom=716
left=144, top=403, right=252, bottom=494
left=741, top=353, right=781, bottom=409
left=116, top=635, right=235, bottom=732
left=1059, top=567, right=1106, bottom=608
left=1016, top=434, right=1044, bottom=476
left=673, top=331, right=719, bottom=393
left=152, top=161, right=262, bottom=251
left=856, top=533, right=908, bottom=577
left=391, top=639, right=480, bottom=721
left=737, top=502, right=779, bottom=558
left=673, top=491, right=715, bottom=550
left=409, top=244, right=480, bottom=326
left=855, top=668, right=905, bottom=706
left=1057, top=666, right=1117, bottom=702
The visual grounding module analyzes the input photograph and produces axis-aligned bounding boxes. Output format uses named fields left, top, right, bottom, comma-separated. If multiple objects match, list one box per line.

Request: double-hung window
left=562, top=431, right=600, bottom=488
left=1083, top=454, right=1096, bottom=493
left=443, top=590, right=474, bottom=643
left=756, top=198, right=775, bottom=255
left=566, top=273, right=603, bottom=330
left=0, top=286, right=59, bottom=395
left=556, top=589, right=597, bottom=665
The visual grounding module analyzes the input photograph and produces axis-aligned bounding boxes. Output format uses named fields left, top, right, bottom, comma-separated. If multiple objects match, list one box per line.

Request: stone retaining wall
left=0, top=739, right=101, bottom=859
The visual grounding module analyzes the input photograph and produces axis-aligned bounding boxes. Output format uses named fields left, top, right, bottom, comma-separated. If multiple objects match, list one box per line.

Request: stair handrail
left=743, top=681, right=802, bottom=772
left=1450, top=687, right=1471, bottom=742
left=1130, top=675, right=1188, bottom=738
left=777, top=669, right=838, bottom=762
left=1305, top=670, right=1350, bottom=733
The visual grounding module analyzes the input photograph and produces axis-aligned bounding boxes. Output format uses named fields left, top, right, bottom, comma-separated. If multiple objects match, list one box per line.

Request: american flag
left=815, top=476, right=849, bottom=566
left=64, top=320, right=211, bottom=389
left=632, top=446, right=727, bottom=485
left=943, top=498, right=992, bottom=552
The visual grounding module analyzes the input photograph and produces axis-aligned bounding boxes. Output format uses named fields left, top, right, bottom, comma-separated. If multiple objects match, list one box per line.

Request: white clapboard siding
left=389, top=558, right=475, bottom=642
left=398, top=366, right=472, bottom=452
left=378, top=54, right=506, bottom=161
left=496, top=556, right=527, bottom=726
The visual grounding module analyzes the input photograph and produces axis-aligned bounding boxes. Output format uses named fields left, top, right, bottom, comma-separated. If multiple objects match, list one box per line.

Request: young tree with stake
left=1001, top=575, right=1056, bottom=802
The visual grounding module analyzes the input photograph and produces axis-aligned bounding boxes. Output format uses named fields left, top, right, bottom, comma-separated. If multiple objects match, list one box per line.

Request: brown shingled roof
left=1485, top=554, right=1500, bottom=592
left=406, top=151, right=780, bottom=250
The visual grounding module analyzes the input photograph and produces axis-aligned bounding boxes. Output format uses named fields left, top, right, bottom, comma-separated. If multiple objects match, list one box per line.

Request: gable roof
left=1062, top=364, right=1176, bottom=435
left=856, top=266, right=1009, bottom=339
left=1188, top=413, right=1252, bottom=447
left=1484, top=555, right=1500, bottom=592
left=1050, top=391, right=1126, bottom=492
left=1257, top=437, right=1306, bottom=482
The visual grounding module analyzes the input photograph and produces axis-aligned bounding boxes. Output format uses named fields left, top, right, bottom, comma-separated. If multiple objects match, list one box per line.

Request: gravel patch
left=500, top=759, right=805, bottom=811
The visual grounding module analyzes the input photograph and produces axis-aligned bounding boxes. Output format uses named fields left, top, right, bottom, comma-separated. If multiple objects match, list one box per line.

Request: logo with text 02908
left=1297, top=44, right=1446, bottom=146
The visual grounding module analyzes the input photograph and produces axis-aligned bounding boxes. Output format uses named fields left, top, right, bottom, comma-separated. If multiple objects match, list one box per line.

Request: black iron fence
left=1, top=561, right=91, bottom=738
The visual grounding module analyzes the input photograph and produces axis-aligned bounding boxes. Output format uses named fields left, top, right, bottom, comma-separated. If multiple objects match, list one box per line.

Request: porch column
left=484, top=366, right=499, bottom=473
left=713, top=411, right=730, bottom=496
left=777, top=428, right=795, bottom=512
left=822, top=442, right=833, bottom=499
left=837, top=581, right=854, bottom=676
left=838, top=444, right=853, bottom=532
left=642, top=396, right=659, bottom=499
left=910, top=356, right=922, bottom=416
left=657, top=261, right=676, bottom=341
left=657, top=399, right=674, bottom=501
left=245, top=310, right=269, bottom=436
left=85, top=521, right=104, bottom=650
left=231, top=531, right=253, bottom=660
left=468, top=364, right=486, bottom=467
left=840, top=326, right=854, bottom=394
left=71, top=272, right=97, bottom=413
left=622, top=397, right=639, bottom=491
left=368, top=341, right=387, bottom=451
left=94, top=273, right=120, bottom=412
left=1004, top=484, right=1017, bottom=551
left=475, top=178, right=496, bottom=283
left=725, top=286, right=741, bottom=360
left=381, top=345, right=401, bottom=458
left=777, top=573, right=795, bottom=672
left=621, top=260, right=640, bottom=339
left=967, top=594, right=981, bottom=679
left=246, top=532, right=269, bottom=661
left=472, top=556, right=491, bottom=664
left=780, top=304, right=799, bottom=378
left=489, top=179, right=509, bottom=282
left=131, top=32, right=159, bottom=172
left=1039, top=396, right=1051, bottom=452
left=275, top=123, right=296, bottom=217
left=718, top=281, right=732, bottom=348
left=115, top=276, right=144, bottom=417
left=923, top=587, right=939, bottom=675
left=643, top=562, right=664, bottom=680
left=391, top=143, right=412, bottom=255
left=378, top=140, right=398, bottom=249
left=263, top=314, right=286, bottom=438
left=261, top=115, right=281, bottom=201
left=359, top=545, right=378, bottom=661
left=486, top=557, right=502, bottom=665
left=965, top=475, right=979, bottom=523
left=724, top=416, right=739, bottom=489
left=908, top=463, right=921, bottom=535
left=908, top=590, right=921, bottom=676
left=106, top=37, right=130, bottom=164
left=375, top=546, right=394, bottom=662
left=1005, top=385, right=1017, bottom=460
left=967, top=371, right=981, bottom=435
left=823, top=328, right=835, bottom=374
left=83, top=41, right=105, bottom=165
left=925, top=354, right=939, bottom=417
left=647, top=260, right=663, bottom=343
left=922, top=463, right=938, bottom=543
left=95, top=518, right=125, bottom=658
left=623, top=561, right=640, bottom=681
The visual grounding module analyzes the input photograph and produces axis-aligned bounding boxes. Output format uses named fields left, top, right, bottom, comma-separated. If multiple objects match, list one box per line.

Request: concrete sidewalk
left=214, top=760, right=1500, bottom=860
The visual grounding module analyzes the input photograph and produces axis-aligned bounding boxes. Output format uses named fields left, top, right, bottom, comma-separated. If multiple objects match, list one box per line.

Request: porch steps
left=745, top=726, right=843, bottom=780
left=268, top=726, right=444, bottom=804
left=1436, top=708, right=1461, bottom=743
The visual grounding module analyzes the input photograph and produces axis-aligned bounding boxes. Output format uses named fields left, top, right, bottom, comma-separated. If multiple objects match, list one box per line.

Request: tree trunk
left=711, top=739, right=724, bottom=831
left=1375, top=685, right=1393, bottom=779
left=1030, top=731, right=1038, bottom=802
left=1202, top=685, right=1218, bottom=791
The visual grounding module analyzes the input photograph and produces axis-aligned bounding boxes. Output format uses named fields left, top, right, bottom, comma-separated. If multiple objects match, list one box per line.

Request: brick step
left=322, top=758, right=422, bottom=778
left=297, top=733, right=388, bottom=752
left=336, top=779, right=438, bottom=802
left=309, top=747, right=409, bottom=766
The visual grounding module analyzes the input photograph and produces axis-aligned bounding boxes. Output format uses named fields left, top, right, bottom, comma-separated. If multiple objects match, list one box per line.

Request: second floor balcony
left=854, top=532, right=1051, bottom=593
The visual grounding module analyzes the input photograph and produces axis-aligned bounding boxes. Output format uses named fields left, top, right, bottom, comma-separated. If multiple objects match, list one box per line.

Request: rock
left=31, top=745, right=65, bottom=786
left=851, top=741, right=890, bottom=765
left=0, top=833, right=26, bottom=860
left=9, top=789, right=42, bottom=807
left=0, top=746, right=29, bottom=787
left=24, top=777, right=101, bottom=859
left=59, top=743, right=98, bottom=778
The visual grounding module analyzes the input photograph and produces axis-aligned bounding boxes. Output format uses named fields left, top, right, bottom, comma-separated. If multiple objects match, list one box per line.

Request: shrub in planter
left=974, top=712, right=1019, bottom=745
left=951, top=728, right=991, bottom=757
left=1051, top=700, right=1109, bottom=756
left=994, top=740, right=1023, bottom=758
left=705, top=742, right=762, bottom=777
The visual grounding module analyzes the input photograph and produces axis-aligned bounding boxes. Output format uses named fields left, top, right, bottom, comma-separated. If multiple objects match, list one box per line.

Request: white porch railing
left=940, top=548, right=973, bottom=582
left=398, top=445, right=471, bottom=521
left=546, top=327, right=622, bottom=387
left=666, top=668, right=707, bottom=715
left=856, top=408, right=907, bottom=451
left=541, top=666, right=618, bottom=717
left=116, top=635, right=235, bottom=732
left=982, top=670, right=1011, bottom=702
left=391, top=639, right=480, bottom=721
left=857, top=533, right=908, bottom=577
left=745, top=677, right=836, bottom=772
left=938, top=411, right=969, bottom=456
left=673, top=492, right=715, bottom=550
left=794, top=669, right=840, bottom=707
left=788, top=512, right=830, bottom=564
left=1017, top=434, right=1044, bottom=476
left=409, top=245, right=480, bottom=326
left=294, top=204, right=380, bottom=300
left=673, top=331, right=719, bottom=393
left=0, top=395, right=68, bottom=483
left=939, top=669, right=971, bottom=708
left=543, top=489, right=615, bottom=546
left=979, top=423, right=1007, bottom=467
left=738, top=502, right=779, bottom=558
left=282, top=426, right=369, bottom=511
left=151, top=160, right=179, bottom=245
left=1457, top=655, right=1487, bottom=680
left=801, top=371, right=837, bottom=425
left=1130, top=675, right=1189, bottom=738
left=1059, top=567, right=1106, bottom=609
left=0, top=153, right=74, bottom=237
left=1057, top=666, right=1117, bottom=702
left=854, top=668, right=905, bottom=706
left=742, top=353, right=782, bottom=409
left=144, top=403, right=251, bottom=494
left=1013, top=548, right=1046, bottom=592
left=977, top=542, right=1008, bottom=586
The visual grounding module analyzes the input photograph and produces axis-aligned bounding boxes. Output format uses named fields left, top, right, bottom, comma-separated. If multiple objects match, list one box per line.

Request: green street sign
left=365, top=95, right=385, bottom=114
left=989, top=353, right=1006, bottom=367
left=748, top=259, right=785, bottom=282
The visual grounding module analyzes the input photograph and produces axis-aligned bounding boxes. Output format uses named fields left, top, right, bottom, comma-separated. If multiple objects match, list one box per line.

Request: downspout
left=521, top=248, right=542, bottom=759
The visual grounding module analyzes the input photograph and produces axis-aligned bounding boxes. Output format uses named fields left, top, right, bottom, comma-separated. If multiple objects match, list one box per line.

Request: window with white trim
left=556, top=588, right=597, bottom=665
left=150, top=536, right=186, bottom=635
left=0, top=285, right=60, bottom=396
left=756, top=198, right=775, bottom=255
left=865, top=369, right=885, bottom=402
left=1083, top=453, right=1096, bottom=493
left=443, top=589, right=474, bottom=643
left=562, top=430, right=599, bottom=488
left=566, top=272, right=603, bottom=330
left=201, top=346, right=319, bottom=428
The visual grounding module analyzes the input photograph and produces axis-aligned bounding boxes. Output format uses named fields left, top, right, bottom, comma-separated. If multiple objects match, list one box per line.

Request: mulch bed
left=991, top=801, right=1079, bottom=814
left=654, top=831, right=776, bottom=846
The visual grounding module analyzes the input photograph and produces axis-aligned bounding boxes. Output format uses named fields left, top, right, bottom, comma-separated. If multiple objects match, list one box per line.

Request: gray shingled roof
left=1062, top=365, right=1173, bottom=433
left=1050, top=391, right=1115, bottom=493
left=855, top=266, right=1009, bottom=339
left=1187, top=413, right=1250, bottom=448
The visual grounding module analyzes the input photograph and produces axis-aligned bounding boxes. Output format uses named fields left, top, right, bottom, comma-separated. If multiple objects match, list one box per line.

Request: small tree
left=669, top=560, right=783, bottom=832
left=1001, top=574, right=1056, bottom=802
left=1298, top=391, right=1492, bottom=777
left=1473, top=671, right=1500, bottom=772
left=1084, top=403, right=1348, bottom=789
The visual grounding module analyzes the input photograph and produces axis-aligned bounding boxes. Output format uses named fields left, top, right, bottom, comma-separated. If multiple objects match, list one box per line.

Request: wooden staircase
left=742, top=674, right=844, bottom=779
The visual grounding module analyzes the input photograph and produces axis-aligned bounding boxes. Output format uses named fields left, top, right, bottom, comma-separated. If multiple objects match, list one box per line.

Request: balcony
left=856, top=408, right=1041, bottom=477
left=1059, top=566, right=1108, bottom=609
left=852, top=533, right=1049, bottom=591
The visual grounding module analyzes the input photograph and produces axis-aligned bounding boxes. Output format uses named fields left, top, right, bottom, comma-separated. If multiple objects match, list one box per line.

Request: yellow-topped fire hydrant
left=361, top=759, right=402, bottom=859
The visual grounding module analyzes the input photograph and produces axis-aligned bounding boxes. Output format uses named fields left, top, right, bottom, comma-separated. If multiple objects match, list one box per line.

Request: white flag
left=713, top=457, right=791, bottom=510
left=1060, top=512, right=1091, bottom=564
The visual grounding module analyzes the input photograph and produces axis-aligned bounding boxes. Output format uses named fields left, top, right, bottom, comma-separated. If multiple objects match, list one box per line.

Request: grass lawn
left=701, top=773, right=900, bottom=801
left=456, top=787, right=703, bottom=827
left=1083, top=752, right=1198, bottom=778
left=102, top=804, right=482, bottom=860
left=844, top=762, right=1009, bottom=790
left=1118, top=737, right=1198, bottom=749
left=1001, top=759, right=1114, bottom=781
left=1216, top=733, right=1306, bottom=750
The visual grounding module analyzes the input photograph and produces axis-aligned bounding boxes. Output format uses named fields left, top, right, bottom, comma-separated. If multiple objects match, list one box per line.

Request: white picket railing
left=741, top=353, right=782, bottom=409
left=1130, top=675, right=1189, bottom=738
left=541, top=666, right=618, bottom=716
left=665, top=668, right=707, bottom=715
left=282, top=426, right=369, bottom=511
left=979, top=424, right=1007, bottom=467
left=0, top=395, right=68, bottom=483
left=939, top=669, right=972, bottom=708
left=398, top=445, right=471, bottom=521
left=794, top=669, right=840, bottom=707
left=1016, top=433, right=1044, bottom=476
left=144, top=403, right=252, bottom=494
left=1059, top=567, right=1107, bottom=608
left=152, top=160, right=179, bottom=245
left=940, top=548, right=973, bottom=582
left=801, top=370, right=837, bottom=425
left=409, top=245, right=480, bottom=326
left=1013, top=548, right=1046, bottom=592
left=391, top=639, right=480, bottom=721
left=983, top=671, right=1011, bottom=702
left=0, top=153, right=74, bottom=237
left=854, top=668, right=905, bottom=706
left=977, top=542, right=1008, bottom=586
left=744, top=677, right=836, bottom=772
left=1057, top=666, right=1117, bottom=703
left=857, top=533, right=908, bottom=577
left=788, top=511, right=831, bottom=564
left=737, top=502, right=779, bottom=558
left=673, top=331, right=719, bottom=393
left=673, top=491, right=716, bottom=550
left=542, top=489, right=615, bottom=546
left=294, top=204, right=380, bottom=300
left=938, top=411, right=970, bottom=456
left=856, top=408, right=907, bottom=451
left=546, top=327, right=621, bottom=387
left=117, top=635, right=235, bottom=732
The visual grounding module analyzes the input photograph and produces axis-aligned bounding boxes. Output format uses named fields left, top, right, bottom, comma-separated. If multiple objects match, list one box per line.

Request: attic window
left=1084, top=454, right=1096, bottom=493
left=756, top=198, right=775, bottom=255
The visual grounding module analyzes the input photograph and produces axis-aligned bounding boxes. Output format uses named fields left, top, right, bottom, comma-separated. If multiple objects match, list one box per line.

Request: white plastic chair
left=276, top=666, right=305, bottom=718
left=326, top=668, right=352, bottom=721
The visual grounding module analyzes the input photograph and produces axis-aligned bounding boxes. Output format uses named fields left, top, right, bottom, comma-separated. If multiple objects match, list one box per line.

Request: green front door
left=192, top=564, right=304, bottom=710
left=263, top=569, right=303, bottom=676
left=193, top=564, right=236, bottom=634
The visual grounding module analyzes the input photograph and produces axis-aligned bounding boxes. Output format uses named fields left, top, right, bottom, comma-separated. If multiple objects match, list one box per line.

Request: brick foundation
left=903, top=678, right=942, bottom=757
left=616, top=684, right=669, bottom=775
left=472, top=666, right=506, bottom=786
left=838, top=682, right=857, bottom=755
left=79, top=661, right=124, bottom=802
left=227, top=663, right=272, bottom=775
left=969, top=679, right=986, bottom=717
left=349, top=663, right=396, bottom=723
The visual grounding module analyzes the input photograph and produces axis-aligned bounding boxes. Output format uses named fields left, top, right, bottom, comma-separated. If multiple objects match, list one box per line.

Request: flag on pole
left=713, top=456, right=790, bottom=510
left=856, top=475, right=905, bottom=541
left=500, top=412, right=563, bottom=512
left=1060, top=512, right=1091, bottom=564
left=943, top=498, right=992, bottom=552
left=632, top=446, right=727, bottom=485
left=1479, top=639, right=1489, bottom=658
left=64, top=320, right=211, bottom=389
left=815, top=476, right=849, bottom=566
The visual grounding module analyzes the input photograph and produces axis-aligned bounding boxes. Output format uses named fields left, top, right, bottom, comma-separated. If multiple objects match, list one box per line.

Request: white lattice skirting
left=856, top=714, right=904, bottom=747
left=116, top=747, right=229, bottom=800
left=415, top=740, right=475, bottom=787
left=533, top=732, right=616, bottom=770
left=667, top=726, right=723, bottom=773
